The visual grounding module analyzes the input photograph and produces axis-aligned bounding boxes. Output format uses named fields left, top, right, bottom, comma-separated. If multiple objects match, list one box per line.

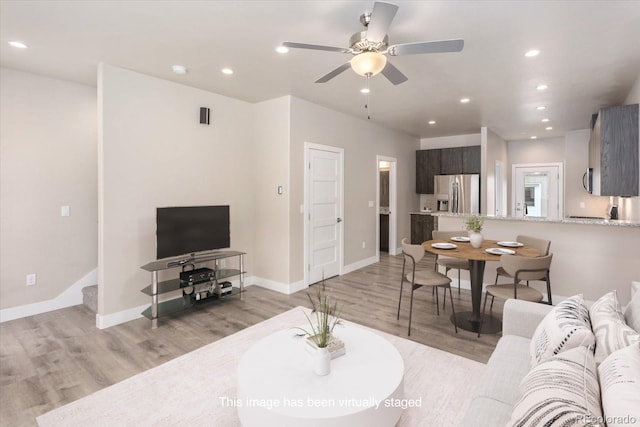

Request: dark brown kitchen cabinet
left=380, top=214, right=389, bottom=251
left=440, top=147, right=463, bottom=175
left=589, top=104, right=639, bottom=196
left=416, top=149, right=440, bottom=194
left=462, top=146, right=481, bottom=174
left=410, top=214, right=435, bottom=244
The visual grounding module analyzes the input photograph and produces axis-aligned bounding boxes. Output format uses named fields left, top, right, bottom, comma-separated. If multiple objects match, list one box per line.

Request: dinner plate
left=431, top=243, right=457, bottom=250
left=486, top=247, right=516, bottom=255
left=451, top=236, right=471, bottom=242
left=497, top=241, right=524, bottom=248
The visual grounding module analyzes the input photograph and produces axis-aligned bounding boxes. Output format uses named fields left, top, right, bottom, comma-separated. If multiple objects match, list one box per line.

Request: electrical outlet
left=26, top=274, right=37, bottom=286
left=362, top=241, right=366, bottom=249
left=579, top=202, right=586, bottom=209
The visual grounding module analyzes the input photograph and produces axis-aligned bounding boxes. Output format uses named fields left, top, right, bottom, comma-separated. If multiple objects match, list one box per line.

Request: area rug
left=37, top=307, right=485, bottom=427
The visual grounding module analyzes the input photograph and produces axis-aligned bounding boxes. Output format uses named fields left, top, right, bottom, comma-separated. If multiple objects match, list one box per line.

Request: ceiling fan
left=282, top=1, right=464, bottom=85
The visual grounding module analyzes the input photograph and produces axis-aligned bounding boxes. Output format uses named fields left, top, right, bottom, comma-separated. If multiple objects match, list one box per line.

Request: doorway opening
left=377, top=156, right=397, bottom=256
left=512, top=163, right=563, bottom=220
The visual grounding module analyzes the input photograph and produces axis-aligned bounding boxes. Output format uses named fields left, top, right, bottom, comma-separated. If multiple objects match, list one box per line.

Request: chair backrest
left=432, top=230, right=468, bottom=240
left=501, top=253, right=553, bottom=281
left=401, top=238, right=425, bottom=264
left=516, top=235, right=551, bottom=256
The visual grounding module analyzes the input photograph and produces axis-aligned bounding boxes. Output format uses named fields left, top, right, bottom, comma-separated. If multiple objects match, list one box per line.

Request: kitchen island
left=433, top=213, right=640, bottom=304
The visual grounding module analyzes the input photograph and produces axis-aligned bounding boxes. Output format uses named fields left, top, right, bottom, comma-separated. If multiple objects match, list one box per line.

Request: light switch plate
left=61, top=205, right=70, bottom=217
left=368, top=201, right=374, bottom=208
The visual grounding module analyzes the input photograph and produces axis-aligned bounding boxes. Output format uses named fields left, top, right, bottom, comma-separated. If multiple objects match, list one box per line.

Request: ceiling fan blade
left=315, top=62, right=352, bottom=83
left=282, top=42, right=351, bottom=54
left=387, top=39, right=464, bottom=56
left=381, top=61, right=408, bottom=85
left=366, top=1, right=399, bottom=43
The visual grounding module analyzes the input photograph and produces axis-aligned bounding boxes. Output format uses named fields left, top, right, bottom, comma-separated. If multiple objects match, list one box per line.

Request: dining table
left=423, top=238, right=541, bottom=334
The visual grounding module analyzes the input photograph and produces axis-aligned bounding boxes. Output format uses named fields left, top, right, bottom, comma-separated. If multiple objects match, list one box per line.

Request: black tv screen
left=156, top=205, right=230, bottom=260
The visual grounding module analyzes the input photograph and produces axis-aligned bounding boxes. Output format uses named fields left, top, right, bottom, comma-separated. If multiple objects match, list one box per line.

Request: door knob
left=337, top=218, right=343, bottom=223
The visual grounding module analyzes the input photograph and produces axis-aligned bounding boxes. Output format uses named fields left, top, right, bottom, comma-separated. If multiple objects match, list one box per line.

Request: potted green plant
left=465, top=215, right=485, bottom=248
left=296, top=281, right=342, bottom=375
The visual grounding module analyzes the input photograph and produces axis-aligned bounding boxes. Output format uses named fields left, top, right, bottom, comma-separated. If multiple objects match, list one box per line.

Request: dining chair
left=397, top=238, right=458, bottom=336
left=480, top=253, right=553, bottom=337
left=432, top=230, right=470, bottom=295
left=493, top=235, right=552, bottom=303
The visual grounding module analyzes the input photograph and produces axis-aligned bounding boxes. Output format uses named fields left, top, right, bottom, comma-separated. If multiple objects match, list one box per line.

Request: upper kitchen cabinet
left=589, top=104, right=639, bottom=197
left=416, top=149, right=440, bottom=193
left=462, top=146, right=481, bottom=174
left=440, top=147, right=463, bottom=175
left=416, top=145, right=481, bottom=193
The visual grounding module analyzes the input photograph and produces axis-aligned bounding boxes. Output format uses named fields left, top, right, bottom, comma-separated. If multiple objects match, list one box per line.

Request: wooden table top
left=422, top=239, right=541, bottom=261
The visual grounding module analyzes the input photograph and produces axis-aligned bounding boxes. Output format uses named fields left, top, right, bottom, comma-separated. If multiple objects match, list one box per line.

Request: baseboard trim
left=96, top=303, right=147, bottom=329
left=251, top=276, right=306, bottom=295
left=0, top=268, right=97, bottom=323
left=342, top=255, right=378, bottom=275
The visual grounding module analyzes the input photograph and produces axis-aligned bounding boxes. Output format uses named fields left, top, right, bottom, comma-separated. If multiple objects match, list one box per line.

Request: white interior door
left=307, top=145, right=343, bottom=284
left=512, top=163, right=563, bottom=220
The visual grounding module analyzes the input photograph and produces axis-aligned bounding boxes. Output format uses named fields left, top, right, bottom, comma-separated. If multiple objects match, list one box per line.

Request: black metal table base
left=451, top=311, right=502, bottom=334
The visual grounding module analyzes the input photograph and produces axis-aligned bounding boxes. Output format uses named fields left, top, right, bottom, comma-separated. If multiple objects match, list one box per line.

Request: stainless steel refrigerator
left=434, top=174, right=480, bottom=214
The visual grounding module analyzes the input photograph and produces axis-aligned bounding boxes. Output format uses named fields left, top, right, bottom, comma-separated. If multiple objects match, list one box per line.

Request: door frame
left=376, top=155, right=398, bottom=256
left=303, top=142, right=345, bottom=286
left=511, top=162, right=564, bottom=220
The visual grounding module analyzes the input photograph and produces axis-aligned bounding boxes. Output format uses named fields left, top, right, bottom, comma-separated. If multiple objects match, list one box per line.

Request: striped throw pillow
left=508, top=346, right=603, bottom=427
left=590, top=291, right=640, bottom=364
left=598, top=343, right=640, bottom=427
left=530, top=294, right=595, bottom=367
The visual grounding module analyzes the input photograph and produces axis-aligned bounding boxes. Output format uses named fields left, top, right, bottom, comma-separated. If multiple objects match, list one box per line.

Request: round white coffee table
left=237, top=322, right=405, bottom=427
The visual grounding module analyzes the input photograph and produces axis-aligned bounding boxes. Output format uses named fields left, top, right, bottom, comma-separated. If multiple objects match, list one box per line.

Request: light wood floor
left=0, top=253, right=503, bottom=426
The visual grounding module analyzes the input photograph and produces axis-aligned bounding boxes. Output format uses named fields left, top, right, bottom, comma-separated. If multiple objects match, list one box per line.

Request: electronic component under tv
left=156, top=205, right=230, bottom=260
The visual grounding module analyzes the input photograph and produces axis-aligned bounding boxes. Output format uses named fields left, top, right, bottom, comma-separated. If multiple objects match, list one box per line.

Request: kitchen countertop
left=410, top=211, right=435, bottom=215
left=431, top=212, right=640, bottom=228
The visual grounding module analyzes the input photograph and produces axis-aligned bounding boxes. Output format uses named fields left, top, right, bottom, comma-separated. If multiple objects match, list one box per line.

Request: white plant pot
left=314, top=346, right=331, bottom=376
left=469, top=232, right=483, bottom=248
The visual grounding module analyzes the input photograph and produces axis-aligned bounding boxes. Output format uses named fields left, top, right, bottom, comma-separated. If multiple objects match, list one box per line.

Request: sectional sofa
left=462, top=284, right=640, bottom=426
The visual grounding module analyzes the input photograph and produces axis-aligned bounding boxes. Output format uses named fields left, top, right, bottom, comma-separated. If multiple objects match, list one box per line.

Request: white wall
left=624, top=72, right=640, bottom=105
left=482, top=127, right=507, bottom=216
left=251, top=96, right=291, bottom=287
left=420, top=133, right=480, bottom=149
left=0, top=68, right=97, bottom=311
left=289, top=97, right=419, bottom=282
left=98, top=64, right=255, bottom=317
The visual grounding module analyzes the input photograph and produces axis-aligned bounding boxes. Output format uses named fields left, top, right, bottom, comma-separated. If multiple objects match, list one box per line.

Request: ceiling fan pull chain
left=365, top=74, right=371, bottom=120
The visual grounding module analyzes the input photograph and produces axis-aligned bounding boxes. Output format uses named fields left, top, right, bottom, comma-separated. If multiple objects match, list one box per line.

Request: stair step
left=82, top=284, right=98, bottom=313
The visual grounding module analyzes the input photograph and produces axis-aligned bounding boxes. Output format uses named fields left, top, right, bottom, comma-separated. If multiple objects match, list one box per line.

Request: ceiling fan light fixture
left=350, top=51, right=387, bottom=77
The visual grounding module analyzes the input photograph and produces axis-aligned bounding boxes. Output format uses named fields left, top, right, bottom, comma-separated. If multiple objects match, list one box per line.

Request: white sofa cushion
left=590, top=291, right=640, bottom=364
left=624, top=281, right=640, bottom=333
left=598, top=343, right=640, bottom=427
left=508, top=346, right=602, bottom=427
left=530, top=294, right=595, bottom=367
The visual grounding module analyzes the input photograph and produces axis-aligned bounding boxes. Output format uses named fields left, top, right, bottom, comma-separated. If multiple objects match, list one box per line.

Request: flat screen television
left=156, top=205, right=230, bottom=260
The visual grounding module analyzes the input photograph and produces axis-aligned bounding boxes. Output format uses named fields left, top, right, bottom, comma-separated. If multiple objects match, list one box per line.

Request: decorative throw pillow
left=624, top=281, right=640, bottom=333
left=590, top=291, right=640, bottom=364
left=508, top=346, right=603, bottom=427
left=598, top=343, right=640, bottom=427
left=530, top=294, right=595, bottom=367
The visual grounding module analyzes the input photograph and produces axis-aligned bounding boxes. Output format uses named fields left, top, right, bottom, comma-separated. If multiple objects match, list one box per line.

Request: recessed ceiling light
left=221, top=68, right=234, bottom=75
left=460, top=98, right=470, bottom=103
left=541, top=118, right=550, bottom=123
left=525, top=49, right=540, bottom=57
left=545, top=126, right=553, bottom=130
left=275, top=46, right=289, bottom=54
left=8, top=40, right=29, bottom=49
left=536, top=106, right=546, bottom=111
left=172, top=65, right=187, bottom=75
left=536, top=84, right=548, bottom=91
left=530, top=136, right=538, bottom=139
left=360, top=88, right=370, bottom=94
left=428, top=120, right=436, bottom=125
